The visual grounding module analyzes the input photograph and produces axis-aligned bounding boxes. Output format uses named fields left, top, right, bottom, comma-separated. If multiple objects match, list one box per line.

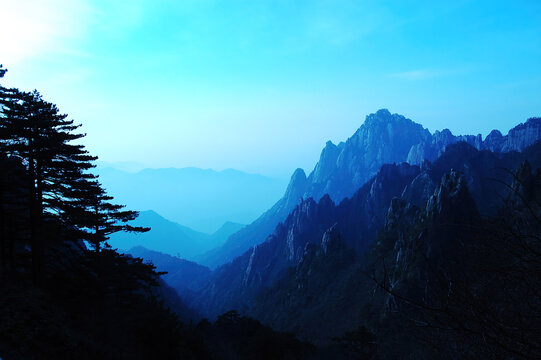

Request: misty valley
left=1, top=64, right=541, bottom=358
left=1, top=2, right=541, bottom=358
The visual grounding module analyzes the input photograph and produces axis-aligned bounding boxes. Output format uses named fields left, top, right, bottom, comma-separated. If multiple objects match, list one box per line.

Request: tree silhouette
left=66, top=179, right=149, bottom=251
left=0, top=87, right=149, bottom=281
left=0, top=89, right=98, bottom=282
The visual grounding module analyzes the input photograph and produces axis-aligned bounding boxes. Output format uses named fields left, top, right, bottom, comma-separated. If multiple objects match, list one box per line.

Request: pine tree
left=0, top=90, right=96, bottom=282
left=66, top=179, right=149, bottom=252
left=1, top=76, right=149, bottom=280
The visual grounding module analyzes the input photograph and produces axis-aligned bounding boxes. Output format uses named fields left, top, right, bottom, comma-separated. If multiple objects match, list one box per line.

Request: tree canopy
left=0, top=69, right=148, bottom=281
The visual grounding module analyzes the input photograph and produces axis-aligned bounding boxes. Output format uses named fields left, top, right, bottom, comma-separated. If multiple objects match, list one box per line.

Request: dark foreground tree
left=0, top=81, right=148, bottom=280
left=0, top=89, right=98, bottom=282
left=66, top=179, right=149, bottom=251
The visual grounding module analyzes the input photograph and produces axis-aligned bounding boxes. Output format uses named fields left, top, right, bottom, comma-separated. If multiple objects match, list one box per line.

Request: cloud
left=389, top=67, right=468, bottom=80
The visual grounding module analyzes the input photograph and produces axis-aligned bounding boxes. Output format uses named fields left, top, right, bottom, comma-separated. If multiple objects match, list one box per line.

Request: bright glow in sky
left=1, top=0, right=540, bottom=177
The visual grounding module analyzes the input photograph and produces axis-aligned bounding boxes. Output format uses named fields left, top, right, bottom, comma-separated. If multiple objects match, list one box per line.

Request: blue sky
left=1, top=0, right=540, bottom=177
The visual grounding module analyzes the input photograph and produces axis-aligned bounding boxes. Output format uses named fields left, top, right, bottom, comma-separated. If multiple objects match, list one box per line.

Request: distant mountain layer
left=109, top=210, right=244, bottom=260
left=199, top=111, right=541, bottom=268
left=129, top=246, right=212, bottom=304
left=97, top=167, right=288, bottom=234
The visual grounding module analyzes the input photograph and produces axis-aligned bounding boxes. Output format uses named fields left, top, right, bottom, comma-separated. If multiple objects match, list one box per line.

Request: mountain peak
left=362, top=109, right=415, bottom=128
left=283, top=168, right=308, bottom=206
left=426, top=170, right=480, bottom=222
left=374, top=108, right=391, bottom=117
left=290, top=168, right=307, bottom=182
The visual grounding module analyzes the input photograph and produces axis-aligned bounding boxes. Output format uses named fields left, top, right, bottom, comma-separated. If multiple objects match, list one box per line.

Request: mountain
left=199, top=111, right=541, bottom=268
left=252, top=142, right=541, bottom=351
left=109, top=210, right=244, bottom=260
left=195, top=168, right=309, bottom=267
left=353, top=159, right=541, bottom=359
left=192, top=141, right=541, bottom=349
left=128, top=246, right=212, bottom=306
left=193, top=163, right=421, bottom=318
left=97, top=166, right=287, bottom=233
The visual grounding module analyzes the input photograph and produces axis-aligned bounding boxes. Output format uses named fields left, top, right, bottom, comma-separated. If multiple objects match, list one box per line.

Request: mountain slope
left=109, top=210, right=243, bottom=260
left=128, top=246, right=212, bottom=306
left=193, top=163, right=421, bottom=318
left=195, top=168, right=308, bottom=267
left=243, top=141, right=541, bottom=347
left=199, top=111, right=541, bottom=268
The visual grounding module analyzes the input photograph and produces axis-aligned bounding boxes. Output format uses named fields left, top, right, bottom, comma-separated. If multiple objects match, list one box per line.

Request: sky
left=1, top=0, right=540, bottom=178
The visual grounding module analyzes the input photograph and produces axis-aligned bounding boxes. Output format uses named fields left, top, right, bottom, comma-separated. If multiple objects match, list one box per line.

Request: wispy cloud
left=389, top=67, right=469, bottom=80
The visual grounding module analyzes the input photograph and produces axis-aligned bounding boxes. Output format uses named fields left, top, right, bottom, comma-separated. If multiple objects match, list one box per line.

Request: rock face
left=425, top=170, right=480, bottom=222
left=306, top=109, right=430, bottom=202
left=195, top=168, right=308, bottom=268
left=198, top=112, right=541, bottom=269
left=485, top=117, right=541, bottom=152
left=192, top=163, right=420, bottom=318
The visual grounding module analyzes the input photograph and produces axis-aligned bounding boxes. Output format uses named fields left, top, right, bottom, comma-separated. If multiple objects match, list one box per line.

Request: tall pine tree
left=0, top=88, right=149, bottom=281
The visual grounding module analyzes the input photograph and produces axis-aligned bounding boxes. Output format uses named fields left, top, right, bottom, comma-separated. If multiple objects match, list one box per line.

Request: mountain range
left=128, top=246, right=212, bottom=303
left=185, top=140, right=541, bottom=358
left=107, top=109, right=541, bottom=358
left=97, top=166, right=288, bottom=234
left=198, top=109, right=541, bottom=269
left=109, top=210, right=244, bottom=260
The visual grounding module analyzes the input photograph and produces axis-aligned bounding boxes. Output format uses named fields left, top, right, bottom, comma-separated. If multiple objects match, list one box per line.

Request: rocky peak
left=357, top=109, right=429, bottom=141
left=400, top=171, right=436, bottom=208
left=503, top=117, right=541, bottom=152
left=310, top=141, right=341, bottom=183
left=483, top=129, right=505, bottom=152
left=432, top=129, right=455, bottom=144
left=283, top=168, right=307, bottom=207
left=319, top=224, right=341, bottom=256
left=425, top=170, right=480, bottom=222
left=384, top=198, right=419, bottom=233
left=481, top=117, right=541, bottom=153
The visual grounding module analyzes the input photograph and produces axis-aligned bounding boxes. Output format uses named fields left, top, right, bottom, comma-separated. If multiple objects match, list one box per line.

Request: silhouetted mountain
left=128, top=246, right=212, bottom=304
left=200, top=111, right=541, bottom=268
left=356, top=158, right=541, bottom=359
left=97, top=166, right=287, bottom=233
left=109, top=210, right=243, bottom=260
left=210, top=221, right=246, bottom=245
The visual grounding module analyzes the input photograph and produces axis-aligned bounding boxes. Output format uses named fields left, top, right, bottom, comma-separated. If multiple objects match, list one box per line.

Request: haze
left=1, top=0, right=540, bottom=177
